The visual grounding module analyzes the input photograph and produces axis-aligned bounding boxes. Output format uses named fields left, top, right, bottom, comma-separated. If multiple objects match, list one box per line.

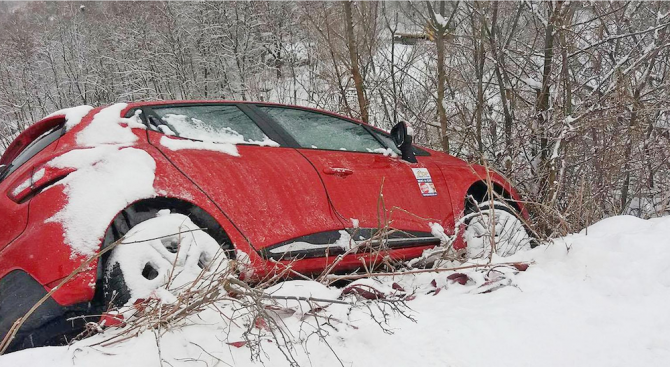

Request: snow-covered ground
left=2, top=215, right=669, bottom=367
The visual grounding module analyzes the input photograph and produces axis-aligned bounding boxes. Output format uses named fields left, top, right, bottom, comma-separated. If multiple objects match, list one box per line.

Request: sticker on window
left=412, top=168, right=437, bottom=197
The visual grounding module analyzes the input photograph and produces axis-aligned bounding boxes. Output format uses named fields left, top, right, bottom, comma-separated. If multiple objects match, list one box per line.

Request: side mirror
left=390, top=122, right=417, bottom=163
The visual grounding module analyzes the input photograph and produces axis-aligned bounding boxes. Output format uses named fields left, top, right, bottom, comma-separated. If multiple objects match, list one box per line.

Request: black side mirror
left=390, top=121, right=417, bottom=163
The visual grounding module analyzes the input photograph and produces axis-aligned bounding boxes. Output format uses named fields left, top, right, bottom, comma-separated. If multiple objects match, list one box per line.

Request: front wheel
left=464, top=201, right=532, bottom=259
left=103, top=211, right=231, bottom=308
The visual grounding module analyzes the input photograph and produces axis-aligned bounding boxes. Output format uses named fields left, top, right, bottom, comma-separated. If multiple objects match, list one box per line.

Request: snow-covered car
left=0, top=101, right=530, bottom=351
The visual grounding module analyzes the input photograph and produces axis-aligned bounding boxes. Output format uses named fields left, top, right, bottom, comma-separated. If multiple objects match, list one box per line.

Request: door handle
left=323, top=167, right=354, bottom=177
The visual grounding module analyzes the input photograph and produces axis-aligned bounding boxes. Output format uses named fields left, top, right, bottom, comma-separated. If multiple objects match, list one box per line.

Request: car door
left=143, top=103, right=345, bottom=251
left=255, top=106, right=453, bottom=235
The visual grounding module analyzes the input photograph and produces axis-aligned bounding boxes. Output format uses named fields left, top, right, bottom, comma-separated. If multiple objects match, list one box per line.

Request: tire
left=102, top=211, right=230, bottom=308
left=464, top=201, right=532, bottom=259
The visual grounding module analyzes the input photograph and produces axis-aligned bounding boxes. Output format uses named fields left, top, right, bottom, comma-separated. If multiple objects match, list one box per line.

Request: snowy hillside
left=1, top=215, right=669, bottom=367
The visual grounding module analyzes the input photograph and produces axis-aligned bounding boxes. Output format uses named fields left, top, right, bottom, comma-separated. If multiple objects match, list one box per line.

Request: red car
left=0, top=101, right=529, bottom=351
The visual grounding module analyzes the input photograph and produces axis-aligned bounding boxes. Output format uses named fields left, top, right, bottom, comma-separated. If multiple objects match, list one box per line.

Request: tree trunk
left=486, top=2, right=514, bottom=161
left=343, top=1, right=369, bottom=123
left=537, top=2, right=563, bottom=201
left=426, top=1, right=451, bottom=153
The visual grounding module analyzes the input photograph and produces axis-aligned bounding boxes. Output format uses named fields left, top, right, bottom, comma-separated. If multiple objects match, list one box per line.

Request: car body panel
left=434, top=161, right=529, bottom=218
left=149, top=131, right=347, bottom=251
left=0, top=171, right=32, bottom=250
left=296, top=148, right=454, bottom=232
left=0, top=116, right=67, bottom=251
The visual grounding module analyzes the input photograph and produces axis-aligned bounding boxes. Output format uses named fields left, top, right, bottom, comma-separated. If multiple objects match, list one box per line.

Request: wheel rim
left=105, top=212, right=230, bottom=305
left=465, top=206, right=531, bottom=258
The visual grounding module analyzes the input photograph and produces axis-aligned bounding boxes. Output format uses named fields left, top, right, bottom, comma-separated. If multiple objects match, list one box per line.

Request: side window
left=370, top=129, right=430, bottom=157
left=152, top=105, right=273, bottom=145
left=0, top=124, right=63, bottom=182
left=370, top=130, right=401, bottom=155
left=259, top=107, right=385, bottom=153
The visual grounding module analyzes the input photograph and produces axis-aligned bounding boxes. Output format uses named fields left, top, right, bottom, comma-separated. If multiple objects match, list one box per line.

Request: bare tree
left=1, top=1, right=669, bottom=232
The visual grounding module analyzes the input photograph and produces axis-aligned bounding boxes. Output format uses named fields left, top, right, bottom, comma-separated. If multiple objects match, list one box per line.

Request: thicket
left=1, top=1, right=669, bottom=234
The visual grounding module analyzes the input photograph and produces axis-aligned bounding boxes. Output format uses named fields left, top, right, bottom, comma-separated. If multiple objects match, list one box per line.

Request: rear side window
left=0, top=124, right=63, bottom=182
left=152, top=105, right=273, bottom=145
left=259, top=107, right=386, bottom=153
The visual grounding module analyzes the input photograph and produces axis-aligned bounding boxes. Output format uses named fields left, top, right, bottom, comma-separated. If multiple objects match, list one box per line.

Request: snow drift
left=1, top=215, right=669, bottom=367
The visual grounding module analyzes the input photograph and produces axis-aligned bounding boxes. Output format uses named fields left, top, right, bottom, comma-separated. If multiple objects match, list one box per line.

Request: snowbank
left=2, top=215, right=669, bottom=366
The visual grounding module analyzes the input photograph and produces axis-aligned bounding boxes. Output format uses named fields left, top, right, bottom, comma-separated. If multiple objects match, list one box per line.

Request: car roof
left=124, top=100, right=376, bottom=127
left=3, top=100, right=423, bottom=165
